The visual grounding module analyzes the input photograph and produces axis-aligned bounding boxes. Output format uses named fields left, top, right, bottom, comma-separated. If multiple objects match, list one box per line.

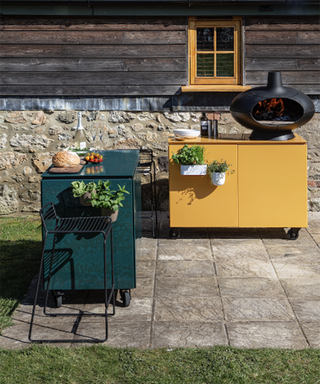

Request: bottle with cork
left=200, top=113, right=209, bottom=137
left=74, top=111, right=87, bottom=149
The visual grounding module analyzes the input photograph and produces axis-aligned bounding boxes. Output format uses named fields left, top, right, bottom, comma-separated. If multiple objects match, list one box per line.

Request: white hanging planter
left=180, top=164, right=207, bottom=176
left=211, top=172, right=226, bottom=186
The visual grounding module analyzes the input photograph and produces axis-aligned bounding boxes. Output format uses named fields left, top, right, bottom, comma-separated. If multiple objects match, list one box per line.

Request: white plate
left=174, top=129, right=200, bottom=139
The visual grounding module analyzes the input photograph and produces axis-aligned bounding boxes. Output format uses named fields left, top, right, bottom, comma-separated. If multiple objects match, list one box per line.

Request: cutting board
left=48, top=159, right=86, bottom=174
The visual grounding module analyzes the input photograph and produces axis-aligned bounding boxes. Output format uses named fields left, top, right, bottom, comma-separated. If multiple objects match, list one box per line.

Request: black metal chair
left=139, top=149, right=158, bottom=238
left=29, top=202, right=115, bottom=343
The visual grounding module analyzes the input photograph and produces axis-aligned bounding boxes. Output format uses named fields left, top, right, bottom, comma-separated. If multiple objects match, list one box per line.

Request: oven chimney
left=267, top=71, right=283, bottom=91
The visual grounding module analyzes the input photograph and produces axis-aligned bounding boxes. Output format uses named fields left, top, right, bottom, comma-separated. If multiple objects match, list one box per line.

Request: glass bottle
left=200, top=112, right=209, bottom=137
left=74, top=111, right=87, bottom=149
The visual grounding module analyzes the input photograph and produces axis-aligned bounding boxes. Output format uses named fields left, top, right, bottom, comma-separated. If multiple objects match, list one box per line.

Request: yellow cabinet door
left=169, top=144, right=238, bottom=227
left=238, top=144, right=307, bottom=228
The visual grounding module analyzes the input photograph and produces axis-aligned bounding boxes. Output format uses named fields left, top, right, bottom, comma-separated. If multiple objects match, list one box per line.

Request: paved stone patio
left=1, top=212, right=320, bottom=350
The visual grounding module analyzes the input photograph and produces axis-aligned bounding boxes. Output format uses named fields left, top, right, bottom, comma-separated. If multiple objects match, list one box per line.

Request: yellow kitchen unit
left=169, top=134, right=307, bottom=240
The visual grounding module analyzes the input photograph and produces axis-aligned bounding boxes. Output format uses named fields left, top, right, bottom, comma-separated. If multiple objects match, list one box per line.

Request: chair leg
left=110, top=226, right=115, bottom=316
left=28, top=234, right=48, bottom=342
left=103, top=233, right=108, bottom=341
left=44, top=234, right=57, bottom=315
left=152, top=161, right=158, bottom=238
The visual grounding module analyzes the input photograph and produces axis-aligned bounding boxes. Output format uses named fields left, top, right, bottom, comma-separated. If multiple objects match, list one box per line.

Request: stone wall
left=0, top=109, right=319, bottom=216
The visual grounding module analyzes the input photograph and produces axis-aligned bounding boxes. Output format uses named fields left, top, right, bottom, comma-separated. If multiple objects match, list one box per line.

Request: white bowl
left=173, top=129, right=200, bottom=139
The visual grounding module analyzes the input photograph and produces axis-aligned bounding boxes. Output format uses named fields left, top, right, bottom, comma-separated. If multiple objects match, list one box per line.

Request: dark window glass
left=197, top=54, right=214, bottom=77
left=216, top=28, right=234, bottom=51
left=197, top=28, right=214, bottom=51
left=216, top=54, right=234, bottom=77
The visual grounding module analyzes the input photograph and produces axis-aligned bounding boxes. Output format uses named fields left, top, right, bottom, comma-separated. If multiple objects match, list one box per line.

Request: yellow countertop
left=168, top=134, right=306, bottom=145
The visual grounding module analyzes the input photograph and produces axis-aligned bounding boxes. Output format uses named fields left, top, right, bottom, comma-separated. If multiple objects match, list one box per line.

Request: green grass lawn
left=0, top=345, right=319, bottom=384
left=0, top=217, right=319, bottom=384
left=0, top=216, right=42, bottom=332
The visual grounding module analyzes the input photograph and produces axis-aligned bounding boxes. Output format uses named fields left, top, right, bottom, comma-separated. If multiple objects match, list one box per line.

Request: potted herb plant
left=207, top=159, right=234, bottom=186
left=172, top=144, right=207, bottom=175
left=71, top=180, right=130, bottom=222
left=71, top=180, right=96, bottom=206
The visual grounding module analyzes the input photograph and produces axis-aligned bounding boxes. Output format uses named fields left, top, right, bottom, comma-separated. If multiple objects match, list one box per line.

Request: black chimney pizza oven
left=230, top=71, right=315, bottom=140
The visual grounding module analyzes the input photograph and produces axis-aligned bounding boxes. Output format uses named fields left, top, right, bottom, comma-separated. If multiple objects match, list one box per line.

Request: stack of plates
left=173, top=129, right=200, bottom=140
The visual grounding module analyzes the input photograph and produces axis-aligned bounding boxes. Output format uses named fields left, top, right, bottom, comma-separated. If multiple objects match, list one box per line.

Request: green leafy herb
left=172, top=144, right=205, bottom=165
left=70, top=181, right=87, bottom=197
left=71, top=180, right=130, bottom=211
left=70, top=147, right=90, bottom=152
left=207, top=159, right=234, bottom=175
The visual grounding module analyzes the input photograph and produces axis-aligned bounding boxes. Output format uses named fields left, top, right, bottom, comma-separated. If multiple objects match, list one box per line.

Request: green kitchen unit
left=41, top=149, right=141, bottom=307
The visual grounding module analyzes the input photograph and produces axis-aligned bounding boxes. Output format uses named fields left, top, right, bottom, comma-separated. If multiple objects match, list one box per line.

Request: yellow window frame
left=188, top=18, right=242, bottom=86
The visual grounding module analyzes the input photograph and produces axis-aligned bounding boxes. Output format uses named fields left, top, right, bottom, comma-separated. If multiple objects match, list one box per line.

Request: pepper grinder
left=212, top=119, right=219, bottom=139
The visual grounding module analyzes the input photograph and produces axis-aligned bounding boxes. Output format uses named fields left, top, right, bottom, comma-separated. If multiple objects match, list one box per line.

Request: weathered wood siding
left=245, top=17, right=320, bottom=94
left=0, top=16, right=319, bottom=97
left=0, top=17, right=187, bottom=96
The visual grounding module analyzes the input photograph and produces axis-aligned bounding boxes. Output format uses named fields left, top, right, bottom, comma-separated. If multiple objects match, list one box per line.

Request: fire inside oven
left=252, top=98, right=304, bottom=125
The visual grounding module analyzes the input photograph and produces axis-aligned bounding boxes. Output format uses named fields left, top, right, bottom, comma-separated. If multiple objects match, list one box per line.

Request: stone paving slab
left=280, top=277, right=320, bottom=299
left=212, top=242, right=269, bottom=260
left=158, top=244, right=212, bottom=261
left=156, top=260, right=215, bottom=278
left=265, top=244, right=320, bottom=260
left=155, top=276, right=219, bottom=297
left=218, top=277, right=284, bottom=298
left=289, top=299, right=320, bottom=322
left=215, top=258, right=277, bottom=279
left=222, top=297, right=295, bottom=322
left=151, top=322, right=227, bottom=348
left=300, top=322, right=320, bottom=348
left=1, top=212, right=320, bottom=349
left=154, top=297, right=224, bottom=322
left=227, top=321, right=309, bottom=349
left=72, top=321, right=152, bottom=349
left=132, top=277, right=154, bottom=297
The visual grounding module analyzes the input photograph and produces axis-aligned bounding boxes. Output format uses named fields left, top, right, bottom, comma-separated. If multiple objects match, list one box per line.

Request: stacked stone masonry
left=0, top=110, right=319, bottom=216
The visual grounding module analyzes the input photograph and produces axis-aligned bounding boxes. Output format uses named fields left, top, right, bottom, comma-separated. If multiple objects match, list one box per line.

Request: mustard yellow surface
left=169, top=144, right=238, bottom=228
left=238, top=144, right=307, bottom=228
left=169, top=135, right=307, bottom=229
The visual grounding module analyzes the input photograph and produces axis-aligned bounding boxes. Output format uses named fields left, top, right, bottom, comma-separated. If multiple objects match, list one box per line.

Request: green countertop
left=42, top=149, right=140, bottom=179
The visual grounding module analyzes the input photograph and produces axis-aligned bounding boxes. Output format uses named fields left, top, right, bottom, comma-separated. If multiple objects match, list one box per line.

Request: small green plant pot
left=101, top=208, right=119, bottom=223
left=79, top=191, right=95, bottom=206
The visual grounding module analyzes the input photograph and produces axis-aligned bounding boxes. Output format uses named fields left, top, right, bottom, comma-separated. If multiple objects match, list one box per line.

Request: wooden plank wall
left=0, top=17, right=187, bottom=96
left=245, top=17, right=320, bottom=94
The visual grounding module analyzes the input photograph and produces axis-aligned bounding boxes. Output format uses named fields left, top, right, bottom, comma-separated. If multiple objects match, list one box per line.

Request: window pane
left=216, top=28, right=234, bottom=51
left=216, top=54, right=234, bottom=77
left=197, top=54, right=214, bottom=77
left=197, top=28, right=214, bottom=51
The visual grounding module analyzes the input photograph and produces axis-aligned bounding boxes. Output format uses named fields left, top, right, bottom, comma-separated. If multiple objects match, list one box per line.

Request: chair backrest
left=139, top=149, right=154, bottom=172
left=39, top=202, right=58, bottom=233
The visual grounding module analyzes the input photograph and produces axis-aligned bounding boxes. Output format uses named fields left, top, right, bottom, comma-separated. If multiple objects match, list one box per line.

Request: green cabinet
left=41, top=150, right=141, bottom=291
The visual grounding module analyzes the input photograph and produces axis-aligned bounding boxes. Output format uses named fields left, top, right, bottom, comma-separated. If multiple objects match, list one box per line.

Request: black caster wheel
left=120, top=290, right=131, bottom=307
left=287, top=228, right=300, bottom=240
left=52, top=291, right=63, bottom=308
left=169, top=228, right=180, bottom=239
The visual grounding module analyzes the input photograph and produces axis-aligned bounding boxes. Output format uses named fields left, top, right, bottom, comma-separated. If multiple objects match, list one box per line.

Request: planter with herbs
left=172, top=144, right=207, bottom=176
left=207, top=160, right=234, bottom=186
left=71, top=180, right=130, bottom=222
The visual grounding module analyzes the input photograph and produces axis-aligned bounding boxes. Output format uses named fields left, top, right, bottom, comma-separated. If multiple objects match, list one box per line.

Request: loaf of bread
left=52, top=151, right=80, bottom=168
